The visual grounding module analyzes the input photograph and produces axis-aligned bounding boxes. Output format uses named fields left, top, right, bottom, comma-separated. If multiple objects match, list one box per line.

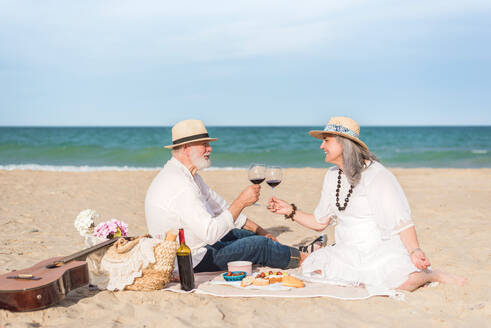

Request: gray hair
left=171, top=146, right=182, bottom=156
left=335, top=135, right=378, bottom=186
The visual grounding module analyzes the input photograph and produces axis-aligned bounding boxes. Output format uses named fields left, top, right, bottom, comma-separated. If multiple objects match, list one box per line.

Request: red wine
left=177, top=229, right=195, bottom=291
left=266, top=179, right=281, bottom=188
left=250, top=178, right=265, bottom=184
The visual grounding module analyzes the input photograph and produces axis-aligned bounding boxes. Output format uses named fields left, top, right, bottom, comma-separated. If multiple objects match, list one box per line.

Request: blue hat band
left=323, top=124, right=359, bottom=139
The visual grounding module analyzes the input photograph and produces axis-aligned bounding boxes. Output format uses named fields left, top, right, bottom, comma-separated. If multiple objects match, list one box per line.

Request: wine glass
left=266, top=166, right=282, bottom=197
left=248, top=163, right=265, bottom=205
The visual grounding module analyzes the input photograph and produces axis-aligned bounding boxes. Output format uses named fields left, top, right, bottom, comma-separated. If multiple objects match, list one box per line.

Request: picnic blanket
left=164, top=269, right=406, bottom=300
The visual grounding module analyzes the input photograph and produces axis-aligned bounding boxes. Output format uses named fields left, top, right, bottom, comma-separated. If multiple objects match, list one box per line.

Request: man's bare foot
left=433, top=269, right=467, bottom=286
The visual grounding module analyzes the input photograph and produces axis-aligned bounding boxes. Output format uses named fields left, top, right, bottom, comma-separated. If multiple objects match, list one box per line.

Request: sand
left=0, top=168, right=490, bottom=327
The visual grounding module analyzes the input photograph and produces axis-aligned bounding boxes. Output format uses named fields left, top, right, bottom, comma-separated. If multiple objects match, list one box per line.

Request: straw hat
left=164, top=119, right=218, bottom=149
left=309, top=116, right=369, bottom=151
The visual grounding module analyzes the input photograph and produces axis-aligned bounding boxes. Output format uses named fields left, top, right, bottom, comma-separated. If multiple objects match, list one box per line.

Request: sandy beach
left=1, top=168, right=490, bottom=327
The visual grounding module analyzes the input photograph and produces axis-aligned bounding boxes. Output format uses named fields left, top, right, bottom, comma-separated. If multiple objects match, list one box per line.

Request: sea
left=0, top=126, right=490, bottom=171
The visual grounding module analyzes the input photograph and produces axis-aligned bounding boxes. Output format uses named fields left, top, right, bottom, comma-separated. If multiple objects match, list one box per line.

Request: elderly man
left=145, top=119, right=305, bottom=272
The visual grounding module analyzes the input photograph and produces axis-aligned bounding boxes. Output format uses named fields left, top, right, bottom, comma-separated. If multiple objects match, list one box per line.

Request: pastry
left=240, top=276, right=255, bottom=287
left=268, top=276, right=283, bottom=284
left=265, top=270, right=284, bottom=284
left=282, top=275, right=305, bottom=288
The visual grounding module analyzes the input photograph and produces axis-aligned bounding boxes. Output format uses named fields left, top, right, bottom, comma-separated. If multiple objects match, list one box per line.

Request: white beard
left=190, top=148, right=211, bottom=170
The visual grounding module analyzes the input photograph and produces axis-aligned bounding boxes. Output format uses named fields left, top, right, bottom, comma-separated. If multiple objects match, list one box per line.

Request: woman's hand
left=399, top=227, right=431, bottom=271
left=410, top=248, right=431, bottom=270
left=268, top=197, right=293, bottom=216
left=269, top=198, right=328, bottom=232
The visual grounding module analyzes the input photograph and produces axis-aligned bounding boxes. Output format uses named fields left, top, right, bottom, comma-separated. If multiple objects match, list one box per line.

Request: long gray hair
left=335, top=135, right=378, bottom=186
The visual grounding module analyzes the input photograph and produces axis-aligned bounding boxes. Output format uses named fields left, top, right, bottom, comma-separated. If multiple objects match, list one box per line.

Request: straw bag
left=101, top=235, right=178, bottom=291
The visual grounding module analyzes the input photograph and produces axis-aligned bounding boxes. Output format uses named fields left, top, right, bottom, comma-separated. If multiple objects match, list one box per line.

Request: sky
left=0, top=0, right=490, bottom=126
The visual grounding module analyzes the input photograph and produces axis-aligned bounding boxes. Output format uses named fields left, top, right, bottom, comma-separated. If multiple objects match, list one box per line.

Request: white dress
left=301, top=162, right=419, bottom=289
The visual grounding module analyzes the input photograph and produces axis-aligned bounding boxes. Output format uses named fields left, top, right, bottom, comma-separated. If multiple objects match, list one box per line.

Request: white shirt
left=145, top=157, right=247, bottom=267
left=301, top=161, right=417, bottom=289
left=313, top=161, right=414, bottom=240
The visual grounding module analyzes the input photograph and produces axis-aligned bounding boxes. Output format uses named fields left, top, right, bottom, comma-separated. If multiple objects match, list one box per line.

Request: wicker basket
left=125, top=239, right=178, bottom=291
left=102, top=236, right=178, bottom=291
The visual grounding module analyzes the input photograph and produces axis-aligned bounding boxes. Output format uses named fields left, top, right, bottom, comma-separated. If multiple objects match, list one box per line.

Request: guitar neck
left=61, top=238, right=122, bottom=263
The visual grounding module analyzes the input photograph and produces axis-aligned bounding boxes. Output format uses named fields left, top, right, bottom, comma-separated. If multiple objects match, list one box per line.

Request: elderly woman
left=268, top=117, right=466, bottom=291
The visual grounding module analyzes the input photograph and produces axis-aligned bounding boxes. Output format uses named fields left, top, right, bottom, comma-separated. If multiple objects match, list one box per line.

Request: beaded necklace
left=335, top=169, right=354, bottom=211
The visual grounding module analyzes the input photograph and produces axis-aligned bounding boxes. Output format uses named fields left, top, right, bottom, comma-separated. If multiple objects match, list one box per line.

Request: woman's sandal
left=298, top=234, right=328, bottom=253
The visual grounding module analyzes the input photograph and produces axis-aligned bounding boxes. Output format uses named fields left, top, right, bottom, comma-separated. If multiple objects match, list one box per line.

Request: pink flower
left=112, top=219, right=128, bottom=236
left=94, top=219, right=128, bottom=239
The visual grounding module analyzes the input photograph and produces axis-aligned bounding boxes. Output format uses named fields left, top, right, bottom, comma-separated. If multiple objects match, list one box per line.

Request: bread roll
left=164, top=230, right=178, bottom=241
left=240, top=276, right=255, bottom=287
left=282, top=275, right=305, bottom=288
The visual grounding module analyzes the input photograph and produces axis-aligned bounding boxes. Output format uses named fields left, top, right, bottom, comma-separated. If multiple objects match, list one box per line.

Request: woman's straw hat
left=309, top=116, right=369, bottom=151
left=164, top=119, right=218, bottom=149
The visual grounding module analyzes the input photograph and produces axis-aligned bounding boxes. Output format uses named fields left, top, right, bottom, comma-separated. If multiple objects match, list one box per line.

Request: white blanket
left=164, top=270, right=405, bottom=300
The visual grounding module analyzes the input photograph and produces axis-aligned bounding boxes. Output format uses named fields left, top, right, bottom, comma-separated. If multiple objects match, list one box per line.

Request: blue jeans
left=194, top=229, right=301, bottom=272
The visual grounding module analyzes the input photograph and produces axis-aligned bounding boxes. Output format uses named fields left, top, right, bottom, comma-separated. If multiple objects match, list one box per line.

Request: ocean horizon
left=1, top=126, right=490, bottom=171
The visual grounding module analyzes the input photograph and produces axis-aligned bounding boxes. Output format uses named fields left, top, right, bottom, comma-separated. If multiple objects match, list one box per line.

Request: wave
left=1, top=127, right=490, bottom=169
left=0, top=164, right=246, bottom=172
left=0, top=164, right=160, bottom=172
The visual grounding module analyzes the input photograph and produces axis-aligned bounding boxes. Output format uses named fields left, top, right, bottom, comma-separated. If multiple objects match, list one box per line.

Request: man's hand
left=264, top=233, right=278, bottom=242
left=229, top=185, right=261, bottom=220
left=237, top=184, right=261, bottom=207
left=243, top=219, right=278, bottom=242
left=254, top=225, right=278, bottom=242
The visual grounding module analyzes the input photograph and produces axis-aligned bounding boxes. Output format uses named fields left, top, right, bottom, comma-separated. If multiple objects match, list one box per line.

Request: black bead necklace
left=335, top=169, right=354, bottom=211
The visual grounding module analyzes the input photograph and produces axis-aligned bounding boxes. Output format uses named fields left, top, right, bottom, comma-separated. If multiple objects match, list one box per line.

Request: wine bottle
left=176, top=229, right=195, bottom=291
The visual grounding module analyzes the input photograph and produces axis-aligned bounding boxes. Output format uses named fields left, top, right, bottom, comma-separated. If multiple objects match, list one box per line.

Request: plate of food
left=213, top=270, right=305, bottom=290
left=237, top=270, right=304, bottom=289
left=255, top=270, right=287, bottom=284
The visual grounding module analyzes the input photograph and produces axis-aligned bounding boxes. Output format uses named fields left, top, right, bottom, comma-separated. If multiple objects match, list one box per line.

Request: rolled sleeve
left=234, top=213, right=247, bottom=228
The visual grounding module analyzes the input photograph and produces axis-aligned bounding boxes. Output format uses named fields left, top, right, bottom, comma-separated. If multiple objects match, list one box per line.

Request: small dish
left=222, top=271, right=247, bottom=281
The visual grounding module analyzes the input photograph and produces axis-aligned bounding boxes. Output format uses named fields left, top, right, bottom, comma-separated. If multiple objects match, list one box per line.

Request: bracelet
left=284, top=203, right=297, bottom=221
left=409, top=248, right=422, bottom=256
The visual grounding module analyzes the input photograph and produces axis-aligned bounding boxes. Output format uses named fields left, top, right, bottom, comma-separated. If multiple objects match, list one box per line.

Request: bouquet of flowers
left=74, top=209, right=128, bottom=241
left=74, top=209, right=98, bottom=236
left=94, top=219, right=128, bottom=239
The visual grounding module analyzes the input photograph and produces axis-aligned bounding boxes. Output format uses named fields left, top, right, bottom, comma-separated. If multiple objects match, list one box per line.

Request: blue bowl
left=222, top=271, right=246, bottom=281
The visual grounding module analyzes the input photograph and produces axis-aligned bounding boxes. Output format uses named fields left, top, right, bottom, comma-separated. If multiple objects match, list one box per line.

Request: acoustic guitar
left=0, top=238, right=123, bottom=312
